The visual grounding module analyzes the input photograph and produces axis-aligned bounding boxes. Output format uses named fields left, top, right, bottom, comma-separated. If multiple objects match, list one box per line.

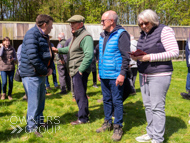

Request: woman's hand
left=137, top=54, right=150, bottom=62
left=130, top=55, right=138, bottom=61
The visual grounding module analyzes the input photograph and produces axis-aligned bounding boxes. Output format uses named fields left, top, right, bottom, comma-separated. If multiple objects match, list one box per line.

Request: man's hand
left=98, top=74, right=101, bottom=81
left=115, top=74, right=125, bottom=86
left=79, top=71, right=82, bottom=75
left=52, top=47, right=58, bottom=53
left=46, top=68, right=53, bottom=76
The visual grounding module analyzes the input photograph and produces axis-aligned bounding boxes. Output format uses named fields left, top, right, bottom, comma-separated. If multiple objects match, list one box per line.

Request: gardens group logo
left=9, top=116, right=60, bottom=134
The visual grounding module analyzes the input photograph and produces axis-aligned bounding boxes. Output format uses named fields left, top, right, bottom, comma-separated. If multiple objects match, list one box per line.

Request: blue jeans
left=45, top=62, right=58, bottom=87
left=22, top=76, right=46, bottom=132
left=1, top=70, right=15, bottom=95
left=101, top=79, right=124, bottom=127
left=186, top=67, right=190, bottom=92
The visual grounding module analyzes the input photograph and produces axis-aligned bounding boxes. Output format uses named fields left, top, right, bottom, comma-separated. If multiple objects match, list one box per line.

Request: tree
left=1, top=0, right=189, bottom=26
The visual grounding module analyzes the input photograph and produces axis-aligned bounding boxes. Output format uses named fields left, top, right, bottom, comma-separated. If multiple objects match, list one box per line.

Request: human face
left=43, top=20, right=53, bottom=35
left=70, top=22, right=83, bottom=33
left=58, top=37, right=61, bottom=41
left=101, top=14, right=113, bottom=32
left=138, top=18, right=153, bottom=33
left=3, top=40, right=10, bottom=48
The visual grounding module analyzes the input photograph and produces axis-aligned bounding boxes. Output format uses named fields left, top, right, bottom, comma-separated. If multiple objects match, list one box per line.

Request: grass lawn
left=0, top=61, right=190, bottom=143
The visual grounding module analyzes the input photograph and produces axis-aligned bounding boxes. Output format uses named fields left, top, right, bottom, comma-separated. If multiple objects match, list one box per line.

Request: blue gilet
left=99, top=29, right=125, bottom=79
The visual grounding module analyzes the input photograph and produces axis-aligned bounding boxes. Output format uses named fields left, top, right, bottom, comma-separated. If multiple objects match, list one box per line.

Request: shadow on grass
left=49, top=104, right=105, bottom=126
left=123, top=101, right=187, bottom=142
left=0, top=124, right=27, bottom=142
left=87, top=90, right=102, bottom=97
left=135, top=88, right=141, bottom=93
left=0, top=111, right=12, bottom=117
left=123, top=101, right=146, bottom=133
left=164, top=116, right=187, bottom=142
left=13, top=92, right=26, bottom=99
left=45, top=89, right=65, bottom=100
left=88, top=104, right=105, bottom=122
left=0, top=100, right=14, bottom=106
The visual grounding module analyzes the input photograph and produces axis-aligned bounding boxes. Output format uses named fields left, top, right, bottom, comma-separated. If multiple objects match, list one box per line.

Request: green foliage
left=0, top=0, right=189, bottom=25
left=0, top=61, right=190, bottom=142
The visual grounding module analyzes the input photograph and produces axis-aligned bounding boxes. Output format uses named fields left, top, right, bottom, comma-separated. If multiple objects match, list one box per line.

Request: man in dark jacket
left=96, top=10, right=130, bottom=141
left=19, top=14, right=54, bottom=137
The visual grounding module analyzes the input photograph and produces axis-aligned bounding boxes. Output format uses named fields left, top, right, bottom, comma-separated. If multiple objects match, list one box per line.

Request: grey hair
left=111, top=13, right=118, bottom=23
left=58, top=32, right=65, bottom=40
left=137, top=9, right=159, bottom=26
left=105, top=10, right=118, bottom=23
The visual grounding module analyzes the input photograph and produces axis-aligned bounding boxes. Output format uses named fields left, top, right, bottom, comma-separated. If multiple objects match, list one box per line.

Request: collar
left=72, top=26, right=85, bottom=37
left=36, top=25, right=49, bottom=39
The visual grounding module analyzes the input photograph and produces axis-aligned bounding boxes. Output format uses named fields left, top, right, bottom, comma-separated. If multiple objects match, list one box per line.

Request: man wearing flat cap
left=52, top=15, right=94, bottom=125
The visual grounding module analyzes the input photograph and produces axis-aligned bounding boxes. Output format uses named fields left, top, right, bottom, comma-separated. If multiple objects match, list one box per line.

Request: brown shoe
left=96, top=119, right=113, bottom=133
left=71, top=120, right=86, bottom=125
left=59, top=90, right=67, bottom=95
left=1, top=93, right=6, bottom=100
left=111, top=124, right=123, bottom=141
left=23, top=94, right=27, bottom=100
left=8, top=95, right=13, bottom=100
left=46, top=87, right=52, bottom=90
left=55, top=85, right=60, bottom=89
left=38, top=122, right=48, bottom=128
left=34, top=131, right=43, bottom=137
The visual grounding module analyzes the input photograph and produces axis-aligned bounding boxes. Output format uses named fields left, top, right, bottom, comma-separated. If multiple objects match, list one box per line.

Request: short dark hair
left=36, top=14, right=53, bottom=27
left=2, top=36, right=10, bottom=42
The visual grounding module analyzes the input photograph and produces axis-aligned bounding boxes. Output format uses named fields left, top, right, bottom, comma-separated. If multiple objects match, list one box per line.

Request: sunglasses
left=138, top=22, right=149, bottom=27
left=101, top=19, right=111, bottom=24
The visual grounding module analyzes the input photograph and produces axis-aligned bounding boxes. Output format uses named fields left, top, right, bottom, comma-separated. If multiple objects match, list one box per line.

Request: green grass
left=0, top=61, right=190, bottom=143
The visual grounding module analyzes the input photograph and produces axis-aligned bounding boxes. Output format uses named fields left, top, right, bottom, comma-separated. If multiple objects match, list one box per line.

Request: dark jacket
left=19, top=25, right=54, bottom=77
left=137, top=24, right=173, bottom=74
left=0, top=45, right=17, bottom=71
left=91, top=46, right=97, bottom=72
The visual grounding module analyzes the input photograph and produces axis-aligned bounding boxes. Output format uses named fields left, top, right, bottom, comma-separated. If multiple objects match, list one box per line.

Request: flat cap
left=67, top=15, right=85, bottom=23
